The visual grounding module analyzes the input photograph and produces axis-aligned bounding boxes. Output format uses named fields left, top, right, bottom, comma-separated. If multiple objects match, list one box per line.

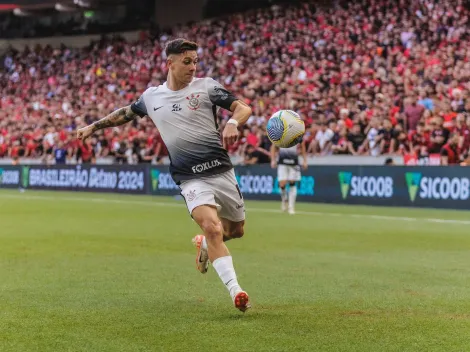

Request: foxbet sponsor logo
left=192, top=159, right=222, bottom=173
left=406, top=172, right=470, bottom=201
left=338, top=172, right=393, bottom=199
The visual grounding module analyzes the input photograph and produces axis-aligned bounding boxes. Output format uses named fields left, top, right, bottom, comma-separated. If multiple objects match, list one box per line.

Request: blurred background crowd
left=1, top=0, right=470, bottom=165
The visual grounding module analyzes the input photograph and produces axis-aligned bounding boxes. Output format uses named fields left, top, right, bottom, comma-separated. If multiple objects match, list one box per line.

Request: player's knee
left=201, top=219, right=223, bottom=241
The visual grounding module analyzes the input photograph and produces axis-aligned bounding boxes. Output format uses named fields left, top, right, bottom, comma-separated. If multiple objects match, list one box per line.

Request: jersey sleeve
left=206, top=78, right=238, bottom=110
left=130, top=91, right=148, bottom=118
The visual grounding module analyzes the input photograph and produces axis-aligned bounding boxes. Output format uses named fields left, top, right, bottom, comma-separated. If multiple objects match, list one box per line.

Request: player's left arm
left=270, top=144, right=278, bottom=168
left=207, top=78, right=252, bottom=148
left=301, top=142, right=308, bottom=170
left=222, top=100, right=252, bottom=148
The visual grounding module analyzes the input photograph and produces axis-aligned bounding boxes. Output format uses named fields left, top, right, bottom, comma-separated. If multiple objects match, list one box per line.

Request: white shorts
left=278, top=164, right=301, bottom=182
left=179, top=169, right=245, bottom=222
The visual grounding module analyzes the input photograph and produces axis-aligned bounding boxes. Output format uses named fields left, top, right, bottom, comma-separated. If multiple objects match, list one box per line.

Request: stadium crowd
left=1, top=0, right=470, bottom=165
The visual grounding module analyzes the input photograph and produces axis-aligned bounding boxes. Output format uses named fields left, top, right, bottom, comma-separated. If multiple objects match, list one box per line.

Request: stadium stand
left=1, top=0, right=469, bottom=165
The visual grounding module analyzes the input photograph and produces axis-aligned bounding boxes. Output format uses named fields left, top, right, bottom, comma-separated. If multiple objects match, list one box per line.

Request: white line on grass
left=1, top=193, right=469, bottom=226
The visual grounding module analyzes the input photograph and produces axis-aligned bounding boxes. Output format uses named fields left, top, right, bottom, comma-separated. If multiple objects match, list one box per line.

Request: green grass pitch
left=1, top=189, right=470, bottom=352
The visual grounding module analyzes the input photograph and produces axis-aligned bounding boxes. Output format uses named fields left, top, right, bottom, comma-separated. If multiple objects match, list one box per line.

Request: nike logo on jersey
left=154, top=106, right=163, bottom=111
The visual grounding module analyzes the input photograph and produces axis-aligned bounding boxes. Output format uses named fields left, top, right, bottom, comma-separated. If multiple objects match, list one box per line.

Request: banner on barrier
left=148, top=165, right=315, bottom=200
left=0, top=164, right=468, bottom=210
left=14, top=165, right=148, bottom=194
left=149, top=168, right=180, bottom=195
left=0, top=166, right=21, bottom=189
left=146, top=165, right=469, bottom=209
left=404, top=153, right=441, bottom=166
left=404, top=169, right=470, bottom=206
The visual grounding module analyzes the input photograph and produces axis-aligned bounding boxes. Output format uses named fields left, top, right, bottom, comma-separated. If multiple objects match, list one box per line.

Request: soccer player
left=76, top=39, right=253, bottom=312
left=270, top=143, right=308, bottom=214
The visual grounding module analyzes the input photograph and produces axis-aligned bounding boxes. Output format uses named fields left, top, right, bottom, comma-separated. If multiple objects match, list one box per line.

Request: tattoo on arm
left=93, top=106, right=137, bottom=131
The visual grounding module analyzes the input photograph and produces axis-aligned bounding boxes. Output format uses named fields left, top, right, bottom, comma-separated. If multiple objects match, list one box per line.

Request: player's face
left=168, top=51, right=198, bottom=84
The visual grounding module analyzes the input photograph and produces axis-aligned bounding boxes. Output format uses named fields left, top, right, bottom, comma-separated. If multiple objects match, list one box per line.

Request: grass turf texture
left=1, top=190, right=470, bottom=352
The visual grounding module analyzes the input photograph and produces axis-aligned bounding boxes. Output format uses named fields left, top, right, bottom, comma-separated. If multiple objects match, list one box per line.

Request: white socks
left=281, top=187, right=287, bottom=203
left=202, top=236, right=208, bottom=250
left=212, top=256, right=241, bottom=298
left=288, top=185, right=297, bottom=210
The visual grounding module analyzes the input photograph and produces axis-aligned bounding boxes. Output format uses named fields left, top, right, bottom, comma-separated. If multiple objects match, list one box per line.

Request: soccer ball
left=266, top=110, right=305, bottom=148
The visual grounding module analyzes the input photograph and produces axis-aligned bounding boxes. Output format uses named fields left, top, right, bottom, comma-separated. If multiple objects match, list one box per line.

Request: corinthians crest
left=186, top=93, right=201, bottom=111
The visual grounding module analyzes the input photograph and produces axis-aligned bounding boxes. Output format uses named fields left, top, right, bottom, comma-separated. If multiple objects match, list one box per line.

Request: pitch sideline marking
left=2, top=193, right=469, bottom=225
left=1, top=193, right=469, bottom=226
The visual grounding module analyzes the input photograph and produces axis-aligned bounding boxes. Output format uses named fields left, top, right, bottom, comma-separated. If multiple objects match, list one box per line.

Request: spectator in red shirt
left=454, top=114, right=470, bottom=154
left=154, top=130, right=168, bottom=164
left=441, top=133, right=461, bottom=165
left=246, top=125, right=260, bottom=147
left=0, top=137, right=8, bottom=157
left=404, top=96, right=425, bottom=132
left=409, top=122, right=430, bottom=155
left=378, top=119, right=399, bottom=155
left=77, top=140, right=95, bottom=164
left=396, top=130, right=410, bottom=155
left=331, top=128, right=349, bottom=155
left=428, top=117, right=450, bottom=154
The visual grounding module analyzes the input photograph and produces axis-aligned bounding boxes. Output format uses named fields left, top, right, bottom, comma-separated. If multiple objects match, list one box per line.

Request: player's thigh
left=180, top=178, right=220, bottom=218
left=277, top=164, right=289, bottom=182
left=287, top=165, right=301, bottom=183
left=220, top=217, right=245, bottom=239
left=208, top=169, right=245, bottom=223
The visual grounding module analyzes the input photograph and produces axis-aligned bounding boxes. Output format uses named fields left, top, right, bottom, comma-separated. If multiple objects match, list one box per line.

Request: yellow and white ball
left=266, top=110, right=305, bottom=148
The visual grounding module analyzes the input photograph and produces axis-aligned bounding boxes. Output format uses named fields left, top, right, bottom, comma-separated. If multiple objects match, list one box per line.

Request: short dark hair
left=165, top=38, right=198, bottom=56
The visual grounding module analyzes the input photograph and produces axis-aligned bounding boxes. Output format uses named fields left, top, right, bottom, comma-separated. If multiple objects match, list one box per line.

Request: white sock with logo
left=288, top=185, right=297, bottom=210
left=212, top=256, right=241, bottom=299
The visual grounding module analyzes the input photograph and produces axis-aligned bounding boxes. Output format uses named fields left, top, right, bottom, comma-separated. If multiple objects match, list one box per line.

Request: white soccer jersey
left=130, top=77, right=237, bottom=184
left=278, top=145, right=299, bottom=165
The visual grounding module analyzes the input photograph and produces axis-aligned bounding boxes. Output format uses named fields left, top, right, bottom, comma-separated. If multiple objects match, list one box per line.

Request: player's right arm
left=77, top=105, right=140, bottom=141
left=77, top=92, right=148, bottom=142
left=270, top=144, right=278, bottom=168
